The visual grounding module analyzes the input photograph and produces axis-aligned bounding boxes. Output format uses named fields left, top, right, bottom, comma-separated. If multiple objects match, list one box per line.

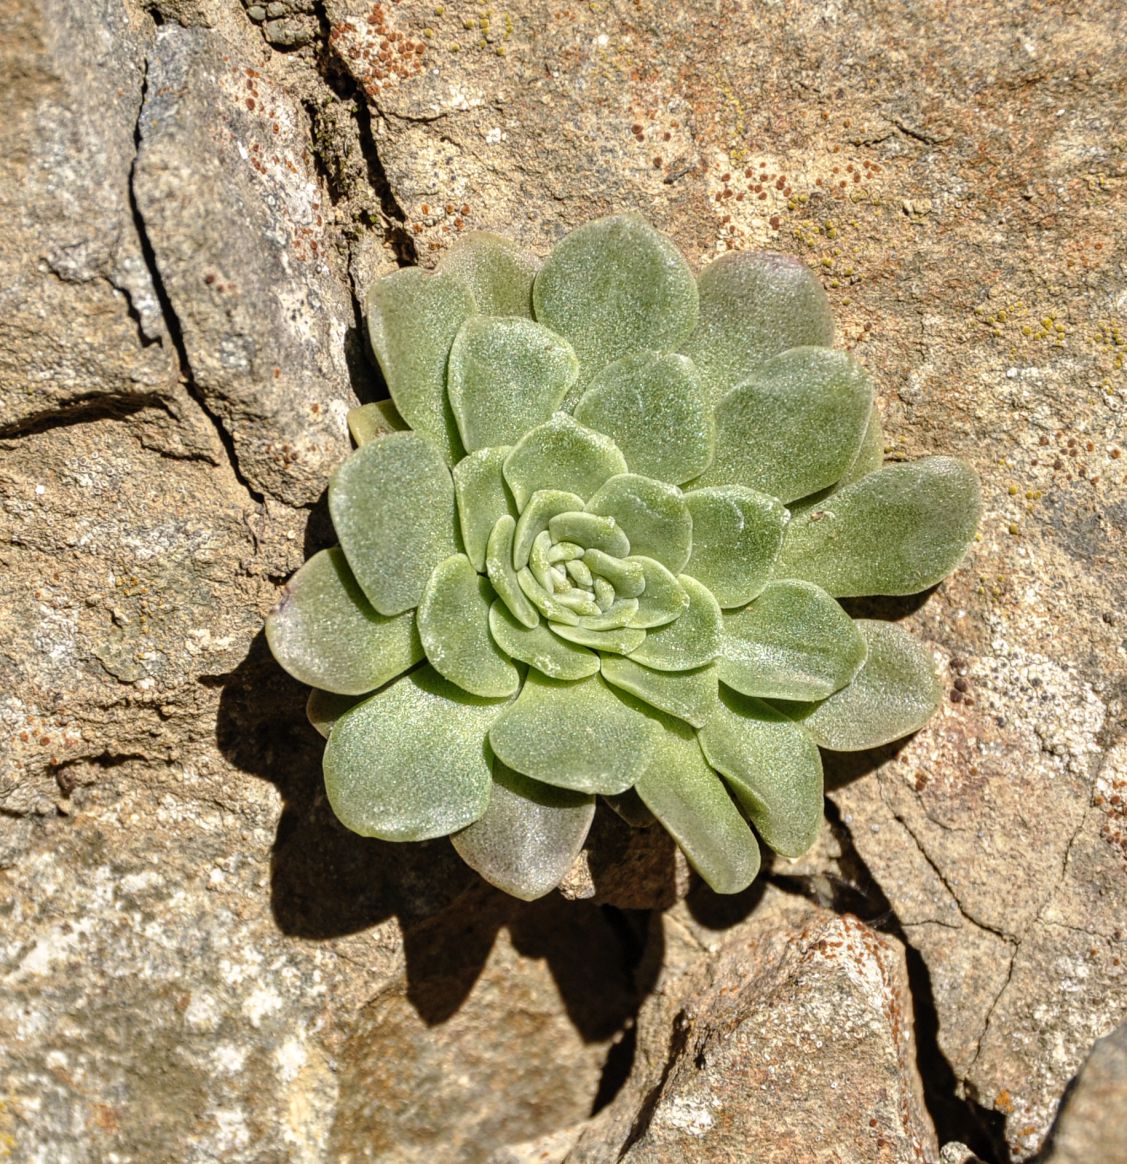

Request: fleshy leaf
left=548, top=511, right=630, bottom=558
left=418, top=555, right=520, bottom=698
left=436, top=231, right=539, bottom=317
left=576, top=598, right=640, bottom=631
left=603, top=789, right=657, bottom=828
left=681, top=251, right=834, bottom=405
left=532, top=213, right=698, bottom=400
left=266, top=547, right=424, bottom=695
left=775, top=457, right=981, bottom=596
left=600, top=656, right=718, bottom=728
left=585, top=474, right=692, bottom=573
left=488, top=601, right=600, bottom=680
left=365, top=267, right=474, bottom=463
left=573, top=352, right=714, bottom=485
left=517, top=567, right=580, bottom=625
left=503, top=413, right=627, bottom=509
left=550, top=621, right=646, bottom=654
left=787, top=403, right=886, bottom=518
left=627, top=556, right=689, bottom=629
left=453, top=447, right=516, bottom=572
left=347, top=399, right=408, bottom=445
left=634, top=713, right=761, bottom=893
left=329, top=432, right=460, bottom=616
left=683, top=487, right=788, bottom=608
left=452, top=762, right=595, bottom=900
left=306, top=689, right=365, bottom=739
left=718, top=580, right=865, bottom=701
left=324, top=666, right=508, bottom=841
left=698, top=688, right=823, bottom=858
left=697, top=347, right=873, bottom=503
left=782, top=619, right=942, bottom=750
left=626, top=575, right=721, bottom=672
left=513, top=490, right=586, bottom=570
left=580, top=549, right=644, bottom=597
left=489, top=670, right=660, bottom=794
left=448, top=316, right=579, bottom=451
left=485, top=515, right=539, bottom=629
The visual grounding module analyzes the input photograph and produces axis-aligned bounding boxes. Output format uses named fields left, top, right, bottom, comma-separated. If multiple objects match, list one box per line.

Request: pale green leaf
left=513, top=490, right=585, bottom=570
left=635, top=713, right=761, bottom=893
left=775, top=457, right=981, bottom=596
left=436, top=231, right=539, bottom=317
left=600, top=656, right=718, bottom=728
left=448, top=316, right=579, bottom=451
left=516, top=567, right=580, bottom=624
left=488, top=601, right=600, bottom=680
left=324, top=666, right=509, bottom=841
left=547, top=511, right=630, bottom=558
left=485, top=515, right=539, bottom=628
left=787, top=403, right=886, bottom=517
left=306, top=689, right=365, bottom=739
left=489, top=670, right=660, bottom=794
left=627, top=556, right=689, bottom=629
left=550, top=621, right=646, bottom=654
left=718, top=580, right=865, bottom=701
left=329, top=433, right=460, bottom=616
left=452, top=446, right=516, bottom=572
left=573, top=352, right=714, bottom=485
left=681, top=251, right=833, bottom=405
left=626, top=575, right=721, bottom=672
left=603, top=790, right=657, bottom=828
left=782, top=619, right=942, bottom=750
left=586, top=473, right=692, bottom=573
left=418, top=555, right=520, bottom=698
left=698, top=689, right=823, bottom=858
left=451, top=761, right=594, bottom=900
left=347, top=399, right=408, bottom=445
left=582, top=549, right=645, bottom=597
left=532, top=213, right=698, bottom=400
left=365, top=267, right=474, bottom=463
left=696, top=347, right=873, bottom=503
left=683, top=487, right=788, bottom=608
left=266, top=547, right=423, bottom=695
left=503, top=413, right=627, bottom=509
left=576, top=598, right=639, bottom=631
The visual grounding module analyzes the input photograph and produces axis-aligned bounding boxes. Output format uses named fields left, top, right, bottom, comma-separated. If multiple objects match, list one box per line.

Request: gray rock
left=1042, top=1021, right=1127, bottom=1164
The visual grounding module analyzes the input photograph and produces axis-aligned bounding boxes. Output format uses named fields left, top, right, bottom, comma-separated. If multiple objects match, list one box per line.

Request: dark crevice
left=770, top=799, right=1009, bottom=1163
left=0, top=393, right=173, bottom=440
left=617, top=1008, right=691, bottom=1159
left=129, top=53, right=265, bottom=505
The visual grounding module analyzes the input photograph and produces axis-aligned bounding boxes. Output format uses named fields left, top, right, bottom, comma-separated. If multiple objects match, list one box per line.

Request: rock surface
left=2, top=0, right=1124, bottom=1161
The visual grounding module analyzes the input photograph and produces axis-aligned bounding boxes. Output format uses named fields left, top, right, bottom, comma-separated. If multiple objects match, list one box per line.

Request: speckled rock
left=1042, top=1021, right=1127, bottom=1164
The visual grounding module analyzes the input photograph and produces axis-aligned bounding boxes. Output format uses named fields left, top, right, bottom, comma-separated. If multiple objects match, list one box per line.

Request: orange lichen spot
left=994, top=1090, right=1015, bottom=1114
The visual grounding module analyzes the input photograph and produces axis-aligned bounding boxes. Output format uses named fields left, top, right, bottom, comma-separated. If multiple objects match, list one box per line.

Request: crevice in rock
left=616, top=1007, right=691, bottom=1159
left=0, top=393, right=174, bottom=440
left=770, top=799, right=1011, bottom=1163
left=129, top=52, right=265, bottom=506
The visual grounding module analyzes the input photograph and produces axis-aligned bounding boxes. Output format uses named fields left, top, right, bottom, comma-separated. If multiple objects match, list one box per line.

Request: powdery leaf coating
left=436, top=231, right=539, bottom=317
left=448, top=316, right=578, bottom=451
left=681, top=250, right=834, bottom=405
left=699, top=688, right=824, bottom=858
left=347, top=399, right=408, bottom=445
left=634, top=712, right=761, bottom=894
left=266, top=547, right=423, bottom=695
left=776, top=457, right=982, bottom=596
left=586, top=473, right=693, bottom=573
left=324, top=666, right=509, bottom=841
left=418, top=554, right=521, bottom=698
left=306, top=688, right=363, bottom=739
left=489, top=671, right=660, bottom=795
left=533, top=212, right=699, bottom=400
left=503, top=413, right=627, bottom=509
left=366, top=267, right=475, bottom=464
left=488, top=601, right=600, bottom=680
left=718, top=580, right=866, bottom=702
left=697, top=347, right=873, bottom=502
left=600, top=656, right=718, bottom=729
left=683, top=487, right=788, bottom=609
left=627, top=575, right=722, bottom=672
left=452, top=446, right=516, bottom=572
left=783, top=619, right=942, bottom=750
left=329, top=432, right=460, bottom=617
left=513, top=489, right=586, bottom=569
left=451, top=762, right=595, bottom=901
left=627, top=556, right=690, bottom=629
left=485, top=514, right=539, bottom=629
left=573, top=352, right=714, bottom=485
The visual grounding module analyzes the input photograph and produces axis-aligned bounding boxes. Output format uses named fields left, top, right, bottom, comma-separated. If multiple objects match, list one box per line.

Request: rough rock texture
left=1041, top=1020, right=1127, bottom=1164
left=2, top=0, right=1124, bottom=1161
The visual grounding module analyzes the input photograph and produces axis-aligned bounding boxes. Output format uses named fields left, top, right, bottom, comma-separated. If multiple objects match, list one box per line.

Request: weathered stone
left=1042, top=1021, right=1127, bottom=1164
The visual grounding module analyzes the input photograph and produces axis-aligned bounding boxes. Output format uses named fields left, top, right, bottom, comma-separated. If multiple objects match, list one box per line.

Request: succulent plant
left=266, top=213, right=980, bottom=901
